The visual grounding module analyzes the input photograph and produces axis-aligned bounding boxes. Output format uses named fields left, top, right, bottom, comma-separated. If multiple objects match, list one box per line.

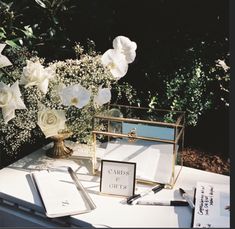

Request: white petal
left=124, top=50, right=136, bottom=64
left=0, top=81, right=8, bottom=89
left=44, top=66, right=55, bottom=79
left=59, top=85, right=76, bottom=106
left=56, top=110, right=67, bottom=124
left=43, top=129, right=62, bottom=138
left=38, top=79, right=49, bottom=94
left=0, top=55, right=12, bottom=68
left=41, top=129, right=56, bottom=138
left=10, top=81, right=26, bottom=109
left=0, top=44, right=6, bottom=53
left=113, top=36, right=137, bottom=63
left=11, top=81, right=22, bottom=99
left=2, top=107, right=15, bottom=123
left=55, top=83, right=66, bottom=104
left=59, top=84, right=91, bottom=108
left=0, top=43, right=12, bottom=68
left=74, top=85, right=91, bottom=108
left=101, top=49, right=128, bottom=79
left=0, top=81, right=26, bottom=123
left=13, top=96, right=26, bottom=110
left=94, top=88, right=111, bottom=106
left=113, top=36, right=137, bottom=51
left=19, top=76, right=27, bottom=85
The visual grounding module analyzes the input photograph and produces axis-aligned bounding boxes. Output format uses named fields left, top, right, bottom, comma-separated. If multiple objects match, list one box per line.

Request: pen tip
left=179, top=188, right=185, bottom=195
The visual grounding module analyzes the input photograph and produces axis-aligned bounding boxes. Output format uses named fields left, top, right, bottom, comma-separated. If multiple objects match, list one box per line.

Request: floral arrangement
left=0, top=36, right=137, bottom=157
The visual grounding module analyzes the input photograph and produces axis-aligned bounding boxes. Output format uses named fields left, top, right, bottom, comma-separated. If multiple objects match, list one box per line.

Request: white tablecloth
left=0, top=144, right=230, bottom=227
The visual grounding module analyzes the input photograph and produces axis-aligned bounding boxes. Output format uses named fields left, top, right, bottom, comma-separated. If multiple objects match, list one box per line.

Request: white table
left=0, top=144, right=230, bottom=228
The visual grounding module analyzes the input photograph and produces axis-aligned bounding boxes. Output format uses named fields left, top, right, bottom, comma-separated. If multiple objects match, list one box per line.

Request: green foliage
left=112, top=82, right=139, bottom=106
left=164, top=60, right=212, bottom=126
left=209, top=61, right=230, bottom=108
left=0, top=0, right=229, bottom=128
left=141, top=39, right=230, bottom=126
left=28, top=0, right=78, bottom=58
left=145, top=55, right=230, bottom=126
left=0, top=1, right=36, bottom=48
left=0, top=0, right=78, bottom=58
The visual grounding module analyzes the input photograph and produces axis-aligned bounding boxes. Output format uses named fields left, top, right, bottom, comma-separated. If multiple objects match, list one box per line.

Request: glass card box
left=92, top=104, right=185, bottom=188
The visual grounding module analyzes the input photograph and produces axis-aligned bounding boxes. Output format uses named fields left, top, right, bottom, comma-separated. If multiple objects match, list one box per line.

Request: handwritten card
left=193, top=181, right=230, bottom=228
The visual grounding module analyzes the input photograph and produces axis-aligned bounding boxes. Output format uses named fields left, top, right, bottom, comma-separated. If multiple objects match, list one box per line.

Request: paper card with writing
left=193, top=181, right=230, bottom=228
left=100, top=160, right=136, bottom=197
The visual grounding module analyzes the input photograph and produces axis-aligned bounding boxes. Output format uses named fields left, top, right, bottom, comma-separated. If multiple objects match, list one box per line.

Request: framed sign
left=100, top=160, right=136, bottom=197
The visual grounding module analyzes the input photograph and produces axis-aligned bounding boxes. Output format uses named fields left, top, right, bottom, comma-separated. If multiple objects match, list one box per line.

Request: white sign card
left=100, top=160, right=136, bottom=197
left=193, top=181, right=230, bottom=228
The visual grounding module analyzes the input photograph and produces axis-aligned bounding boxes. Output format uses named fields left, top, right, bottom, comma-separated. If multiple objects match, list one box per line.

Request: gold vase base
left=46, top=132, right=73, bottom=159
left=46, top=146, right=73, bottom=159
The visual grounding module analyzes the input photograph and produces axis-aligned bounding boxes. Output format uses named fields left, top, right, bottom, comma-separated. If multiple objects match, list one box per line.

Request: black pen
left=126, top=184, right=165, bottom=205
left=136, top=200, right=189, bottom=206
left=179, top=188, right=195, bottom=209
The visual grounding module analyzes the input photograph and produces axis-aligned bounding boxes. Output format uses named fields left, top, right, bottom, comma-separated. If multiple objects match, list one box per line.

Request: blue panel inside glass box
left=122, top=122, right=174, bottom=141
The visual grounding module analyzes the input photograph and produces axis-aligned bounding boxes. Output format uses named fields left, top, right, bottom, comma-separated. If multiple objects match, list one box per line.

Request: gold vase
left=46, top=132, right=73, bottom=158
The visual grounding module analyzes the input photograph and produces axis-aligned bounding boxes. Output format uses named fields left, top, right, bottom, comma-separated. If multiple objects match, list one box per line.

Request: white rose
left=21, top=60, right=45, bottom=86
left=37, top=109, right=66, bottom=138
left=20, top=60, right=55, bottom=94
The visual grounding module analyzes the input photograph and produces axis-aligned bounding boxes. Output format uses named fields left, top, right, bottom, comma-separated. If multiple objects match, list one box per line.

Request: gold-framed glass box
left=92, top=104, right=185, bottom=188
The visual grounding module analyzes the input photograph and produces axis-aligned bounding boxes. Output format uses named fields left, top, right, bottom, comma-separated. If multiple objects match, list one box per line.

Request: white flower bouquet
left=0, top=36, right=137, bottom=158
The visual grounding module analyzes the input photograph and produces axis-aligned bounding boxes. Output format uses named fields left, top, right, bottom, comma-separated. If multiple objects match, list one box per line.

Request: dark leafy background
left=0, top=0, right=229, bottom=166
